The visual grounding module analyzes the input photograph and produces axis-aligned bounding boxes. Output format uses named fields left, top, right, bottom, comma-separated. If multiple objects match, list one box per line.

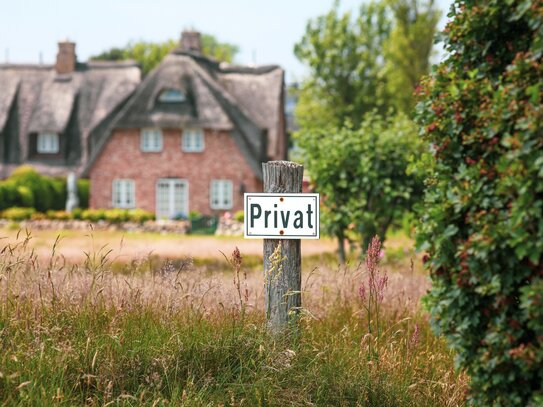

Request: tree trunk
left=337, top=231, right=346, bottom=265
left=263, top=161, right=303, bottom=332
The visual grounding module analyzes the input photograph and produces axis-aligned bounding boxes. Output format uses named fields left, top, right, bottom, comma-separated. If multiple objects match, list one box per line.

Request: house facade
left=0, top=42, right=141, bottom=177
left=85, top=31, right=287, bottom=218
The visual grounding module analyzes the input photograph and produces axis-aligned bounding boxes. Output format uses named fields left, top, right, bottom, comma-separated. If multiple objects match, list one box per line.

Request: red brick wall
left=89, top=128, right=262, bottom=215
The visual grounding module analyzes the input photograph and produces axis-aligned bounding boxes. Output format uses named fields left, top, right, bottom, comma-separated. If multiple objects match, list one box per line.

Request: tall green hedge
left=0, top=166, right=89, bottom=211
left=415, top=1, right=543, bottom=405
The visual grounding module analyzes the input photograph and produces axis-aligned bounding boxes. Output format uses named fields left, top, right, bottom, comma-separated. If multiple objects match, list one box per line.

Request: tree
left=415, top=0, right=543, bottom=404
left=294, top=1, right=391, bottom=129
left=293, top=0, right=439, bottom=259
left=294, top=0, right=440, bottom=129
left=91, top=34, right=239, bottom=75
left=382, top=0, right=440, bottom=113
left=298, top=114, right=423, bottom=262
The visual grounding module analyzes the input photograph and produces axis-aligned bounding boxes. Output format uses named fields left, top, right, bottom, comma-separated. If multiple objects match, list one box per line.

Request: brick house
left=84, top=31, right=286, bottom=218
left=0, top=41, right=141, bottom=177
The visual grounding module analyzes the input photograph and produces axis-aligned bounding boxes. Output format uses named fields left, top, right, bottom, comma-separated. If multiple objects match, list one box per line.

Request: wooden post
left=262, top=161, right=303, bottom=331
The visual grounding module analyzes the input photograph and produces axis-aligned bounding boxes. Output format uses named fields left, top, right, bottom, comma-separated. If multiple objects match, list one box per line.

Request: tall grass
left=0, top=230, right=467, bottom=406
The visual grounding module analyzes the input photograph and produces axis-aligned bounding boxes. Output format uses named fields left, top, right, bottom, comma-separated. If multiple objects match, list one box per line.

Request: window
left=112, top=179, right=136, bottom=208
left=158, top=89, right=186, bottom=103
left=210, top=180, right=233, bottom=210
left=182, top=128, right=204, bottom=152
left=140, top=128, right=163, bottom=152
left=37, top=133, right=59, bottom=153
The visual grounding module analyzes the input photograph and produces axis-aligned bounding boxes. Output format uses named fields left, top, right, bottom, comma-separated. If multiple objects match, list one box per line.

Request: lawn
left=0, top=227, right=467, bottom=406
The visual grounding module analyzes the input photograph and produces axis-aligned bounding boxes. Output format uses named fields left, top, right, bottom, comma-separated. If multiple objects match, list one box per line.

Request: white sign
left=244, top=193, right=319, bottom=239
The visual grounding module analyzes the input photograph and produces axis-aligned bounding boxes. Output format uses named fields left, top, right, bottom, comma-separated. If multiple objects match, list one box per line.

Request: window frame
left=210, top=179, right=233, bottom=210
left=157, top=89, right=186, bottom=103
left=112, top=179, right=136, bottom=209
left=140, top=128, right=163, bottom=152
left=181, top=128, right=205, bottom=152
left=37, top=132, right=60, bottom=154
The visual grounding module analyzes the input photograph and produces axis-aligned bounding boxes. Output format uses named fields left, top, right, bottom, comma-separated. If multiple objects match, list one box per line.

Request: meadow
left=0, top=228, right=468, bottom=406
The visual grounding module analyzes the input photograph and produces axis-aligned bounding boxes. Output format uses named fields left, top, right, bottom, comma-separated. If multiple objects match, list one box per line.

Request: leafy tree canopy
left=299, top=113, right=423, bottom=262
left=90, top=33, right=239, bottom=75
left=294, top=0, right=439, bottom=128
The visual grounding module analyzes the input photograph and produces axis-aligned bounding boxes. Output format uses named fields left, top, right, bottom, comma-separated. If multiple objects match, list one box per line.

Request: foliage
left=128, top=208, right=155, bottom=223
left=234, top=210, right=245, bottom=223
left=414, top=0, right=543, bottom=404
left=79, top=208, right=155, bottom=223
left=1, top=207, right=35, bottom=221
left=0, top=207, right=155, bottom=224
left=9, top=166, right=54, bottom=211
left=91, top=34, right=239, bottom=75
left=45, top=210, right=71, bottom=221
left=294, top=1, right=391, bottom=128
left=50, top=177, right=68, bottom=210
left=77, top=179, right=90, bottom=209
left=0, top=166, right=89, bottom=212
left=294, top=0, right=439, bottom=130
left=382, top=0, right=440, bottom=113
left=297, top=113, right=423, bottom=261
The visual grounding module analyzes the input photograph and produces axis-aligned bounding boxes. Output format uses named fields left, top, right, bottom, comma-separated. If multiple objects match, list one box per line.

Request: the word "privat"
left=244, top=193, right=320, bottom=239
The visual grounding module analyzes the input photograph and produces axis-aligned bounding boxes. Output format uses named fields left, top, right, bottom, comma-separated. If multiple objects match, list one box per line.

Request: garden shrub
left=415, top=1, right=543, bottom=405
left=9, top=166, right=54, bottom=211
left=71, top=208, right=83, bottom=220
left=234, top=210, right=244, bottom=223
left=2, top=207, right=35, bottom=221
left=81, top=209, right=106, bottom=223
left=0, top=166, right=91, bottom=211
left=127, top=209, right=155, bottom=223
left=104, top=208, right=129, bottom=223
left=77, top=179, right=90, bottom=208
left=46, top=210, right=72, bottom=221
left=50, top=178, right=68, bottom=210
left=0, top=182, right=18, bottom=209
left=15, top=186, right=34, bottom=208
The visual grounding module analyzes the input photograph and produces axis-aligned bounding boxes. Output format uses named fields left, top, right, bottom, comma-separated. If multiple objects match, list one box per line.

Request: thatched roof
left=87, top=49, right=285, bottom=179
left=0, top=60, right=140, bottom=175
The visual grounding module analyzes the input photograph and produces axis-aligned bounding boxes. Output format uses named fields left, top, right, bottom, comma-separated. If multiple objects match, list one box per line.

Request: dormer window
left=37, top=133, right=59, bottom=154
left=141, top=128, right=163, bottom=152
left=182, top=128, right=204, bottom=152
left=158, top=89, right=186, bottom=103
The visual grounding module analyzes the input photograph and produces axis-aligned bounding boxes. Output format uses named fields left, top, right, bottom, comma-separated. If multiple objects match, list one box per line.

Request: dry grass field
left=0, top=226, right=468, bottom=406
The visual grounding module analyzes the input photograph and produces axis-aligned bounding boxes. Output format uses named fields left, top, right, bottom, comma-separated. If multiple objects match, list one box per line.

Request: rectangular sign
left=244, top=193, right=319, bottom=239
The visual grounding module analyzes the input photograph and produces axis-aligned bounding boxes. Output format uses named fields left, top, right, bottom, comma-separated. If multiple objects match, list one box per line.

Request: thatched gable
left=86, top=45, right=286, bottom=179
left=0, top=59, right=140, bottom=176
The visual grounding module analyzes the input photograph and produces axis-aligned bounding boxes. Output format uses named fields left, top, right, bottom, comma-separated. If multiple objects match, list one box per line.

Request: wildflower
left=358, top=283, right=366, bottom=302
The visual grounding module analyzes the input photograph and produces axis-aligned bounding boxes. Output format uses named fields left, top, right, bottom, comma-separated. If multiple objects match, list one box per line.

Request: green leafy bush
left=297, top=113, right=423, bottom=261
left=81, top=209, right=106, bottom=223
left=0, top=182, right=18, bottom=209
left=234, top=210, right=244, bottom=223
left=10, top=166, right=54, bottom=211
left=0, top=166, right=89, bottom=212
left=46, top=210, right=72, bottom=221
left=15, top=186, right=34, bottom=208
left=71, top=208, right=83, bottom=220
left=77, top=179, right=90, bottom=209
left=50, top=178, right=67, bottom=210
left=2, top=207, right=35, bottom=221
left=415, top=1, right=543, bottom=404
left=104, top=208, right=129, bottom=223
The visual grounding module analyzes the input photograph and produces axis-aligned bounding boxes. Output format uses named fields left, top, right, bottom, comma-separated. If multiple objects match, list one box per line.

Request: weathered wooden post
left=262, top=161, right=303, bottom=331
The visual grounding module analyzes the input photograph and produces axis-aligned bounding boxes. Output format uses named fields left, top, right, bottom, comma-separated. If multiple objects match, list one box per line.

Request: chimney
left=181, top=31, right=202, bottom=54
left=56, top=40, right=76, bottom=74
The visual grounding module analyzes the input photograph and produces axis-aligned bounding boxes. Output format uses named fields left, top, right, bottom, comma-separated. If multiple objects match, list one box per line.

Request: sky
left=0, top=0, right=453, bottom=82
